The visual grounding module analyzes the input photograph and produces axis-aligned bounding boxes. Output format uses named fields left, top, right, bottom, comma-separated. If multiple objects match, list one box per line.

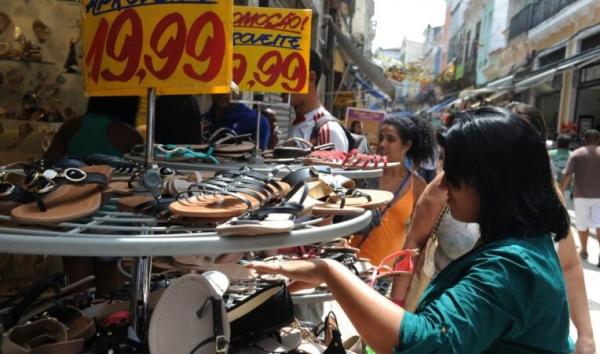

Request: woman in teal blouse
left=249, top=107, right=573, bottom=353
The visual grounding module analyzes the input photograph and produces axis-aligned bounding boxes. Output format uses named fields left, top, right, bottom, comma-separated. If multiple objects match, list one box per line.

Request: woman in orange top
left=351, top=114, right=434, bottom=265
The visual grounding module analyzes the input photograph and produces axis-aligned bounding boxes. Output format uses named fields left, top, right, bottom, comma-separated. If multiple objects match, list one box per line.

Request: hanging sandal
left=10, top=165, right=111, bottom=225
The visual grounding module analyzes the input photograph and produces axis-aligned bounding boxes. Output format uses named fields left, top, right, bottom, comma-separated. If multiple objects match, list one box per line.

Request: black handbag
left=227, top=281, right=294, bottom=341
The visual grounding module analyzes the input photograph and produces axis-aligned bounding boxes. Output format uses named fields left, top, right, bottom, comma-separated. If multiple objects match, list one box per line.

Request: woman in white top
left=396, top=103, right=596, bottom=354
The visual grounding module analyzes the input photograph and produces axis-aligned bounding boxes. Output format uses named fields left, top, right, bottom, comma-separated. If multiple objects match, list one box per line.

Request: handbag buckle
left=215, top=335, right=228, bottom=354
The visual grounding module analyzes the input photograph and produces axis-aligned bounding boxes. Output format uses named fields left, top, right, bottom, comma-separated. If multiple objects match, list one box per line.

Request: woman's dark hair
left=556, top=134, right=571, bottom=149
left=309, top=49, right=322, bottom=85
left=86, top=96, right=139, bottom=126
left=438, top=106, right=569, bottom=243
left=350, top=120, right=362, bottom=133
left=382, top=114, right=434, bottom=166
left=155, top=95, right=202, bottom=144
left=505, top=102, right=547, bottom=140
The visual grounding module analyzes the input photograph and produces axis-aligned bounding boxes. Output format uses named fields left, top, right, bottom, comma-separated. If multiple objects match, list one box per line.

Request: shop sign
left=82, top=0, right=232, bottom=96
left=232, top=6, right=312, bottom=93
left=345, top=107, right=385, bottom=122
left=334, top=92, right=354, bottom=106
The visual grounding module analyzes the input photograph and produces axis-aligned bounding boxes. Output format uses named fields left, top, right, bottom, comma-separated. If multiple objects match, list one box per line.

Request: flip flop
left=209, top=128, right=255, bottom=154
left=216, top=204, right=301, bottom=236
left=10, top=165, right=111, bottom=225
left=327, top=189, right=395, bottom=210
left=273, top=137, right=334, bottom=159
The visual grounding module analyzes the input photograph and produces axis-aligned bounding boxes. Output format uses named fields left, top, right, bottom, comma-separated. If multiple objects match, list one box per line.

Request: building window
left=581, top=32, right=600, bottom=53
left=538, top=47, right=566, bottom=68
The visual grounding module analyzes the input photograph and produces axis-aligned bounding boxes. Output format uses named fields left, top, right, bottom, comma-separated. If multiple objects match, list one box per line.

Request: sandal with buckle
left=10, top=165, right=111, bottom=225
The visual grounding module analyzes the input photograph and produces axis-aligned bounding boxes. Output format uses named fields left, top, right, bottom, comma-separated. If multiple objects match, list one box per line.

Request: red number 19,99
left=85, top=9, right=226, bottom=86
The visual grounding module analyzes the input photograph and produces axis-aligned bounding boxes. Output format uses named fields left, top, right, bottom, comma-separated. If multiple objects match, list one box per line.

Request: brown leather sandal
left=10, top=165, right=111, bottom=225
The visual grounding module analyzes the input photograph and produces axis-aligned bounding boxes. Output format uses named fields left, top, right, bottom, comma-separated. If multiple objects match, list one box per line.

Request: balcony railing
left=508, top=4, right=533, bottom=40
left=531, top=0, right=576, bottom=28
left=508, top=0, right=577, bottom=40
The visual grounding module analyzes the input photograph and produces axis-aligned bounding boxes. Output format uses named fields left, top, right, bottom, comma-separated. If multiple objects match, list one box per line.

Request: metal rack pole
left=129, top=87, right=157, bottom=341
left=129, top=224, right=153, bottom=341
left=144, top=88, right=157, bottom=168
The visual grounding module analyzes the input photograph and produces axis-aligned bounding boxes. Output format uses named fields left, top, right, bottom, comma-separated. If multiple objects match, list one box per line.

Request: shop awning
left=332, top=22, right=395, bottom=100
left=354, top=74, right=387, bottom=100
left=486, top=75, right=514, bottom=90
left=484, top=90, right=510, bottom=103
left=426, top=97, right=457, bottom=113
left=515, top=47, right=600, bottom=91
left=557, top=47, right=600, bottom=72
left=515, top=67, right=557, bottom=91
left=458, top=87, right=492, bottom=99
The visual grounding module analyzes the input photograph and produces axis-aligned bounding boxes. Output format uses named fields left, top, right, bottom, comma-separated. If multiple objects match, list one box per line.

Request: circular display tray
left=0, top=203, right=372, bottom=257
left=123, top=154, right=384, bottom=179
left=291, top=290, right=334, bottom=304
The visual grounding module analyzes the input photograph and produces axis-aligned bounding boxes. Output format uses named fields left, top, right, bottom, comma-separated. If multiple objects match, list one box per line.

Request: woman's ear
left=402, top=139, right=413, bottom=152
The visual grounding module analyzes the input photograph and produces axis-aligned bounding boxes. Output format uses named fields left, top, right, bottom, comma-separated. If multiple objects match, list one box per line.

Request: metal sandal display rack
left=0, top=199, right=372, bottom=342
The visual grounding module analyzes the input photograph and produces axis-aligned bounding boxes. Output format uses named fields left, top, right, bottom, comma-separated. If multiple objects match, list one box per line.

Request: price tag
left=82, top=0, right=232, bottom=96
left=232, top=6, right=312, bottom=94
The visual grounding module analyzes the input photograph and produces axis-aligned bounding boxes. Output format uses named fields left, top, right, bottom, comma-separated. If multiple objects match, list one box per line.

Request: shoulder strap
left=430, top=204, right=449, bottom=241
left=310, top=116, right=340, bottom=142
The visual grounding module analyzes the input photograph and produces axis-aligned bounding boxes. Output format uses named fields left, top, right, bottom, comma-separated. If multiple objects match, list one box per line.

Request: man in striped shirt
left=286, top=50, right=349, bottom=152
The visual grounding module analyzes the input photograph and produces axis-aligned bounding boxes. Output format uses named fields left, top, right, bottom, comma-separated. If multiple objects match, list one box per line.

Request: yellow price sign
left=82, top=0, right=232, bottom=96
left=232, top=6, right=312, bottom=94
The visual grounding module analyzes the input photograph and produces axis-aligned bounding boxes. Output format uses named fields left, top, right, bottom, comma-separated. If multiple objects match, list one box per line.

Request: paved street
left=571, top=223, right=600, bottom=351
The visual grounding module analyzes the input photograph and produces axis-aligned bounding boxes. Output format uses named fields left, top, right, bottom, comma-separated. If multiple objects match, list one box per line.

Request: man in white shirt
left=286, top=50, right=349, bottom=152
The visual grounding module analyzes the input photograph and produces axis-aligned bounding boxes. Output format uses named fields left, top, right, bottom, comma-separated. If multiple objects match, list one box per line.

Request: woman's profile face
left=439, top=172, right=480, bottom=223
left=378, top=123, right=411, bottom=162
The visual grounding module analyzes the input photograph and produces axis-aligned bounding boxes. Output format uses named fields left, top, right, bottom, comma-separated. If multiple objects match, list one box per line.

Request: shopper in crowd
left=394, top=103, right=595, bottom=353
left=154, top=95, right=203, bottom=145
left=349, top=114, right=434, bottom=265
left=44, top=96, right=142, bottom=159
left=262, top=107, right=280, bottom=149
left=561, top=129, right=600, bottom=263
left=417, top=142, right=439, bottom=183
left=202, top=93, right=270, bottom=149
left=550, top=133, right=572, bottom=183
left=350, top=120, right=363, bottom=135
left=286, top=50, right=349, bottom=151
left=249, top=107, right=573, bottom=353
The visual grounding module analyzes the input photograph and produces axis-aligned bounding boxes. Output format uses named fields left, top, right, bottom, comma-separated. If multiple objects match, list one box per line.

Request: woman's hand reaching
left=245, top=259, right=330, bottom=286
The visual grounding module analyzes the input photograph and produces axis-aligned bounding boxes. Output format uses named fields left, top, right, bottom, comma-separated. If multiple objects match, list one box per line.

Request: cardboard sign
left=345, top=107, right=385, bottom=145
left=232, top=6, right=312, bottom=93
left=345, top=107, right=385, bottom=122
left=82, top=0, right=232, bottom=96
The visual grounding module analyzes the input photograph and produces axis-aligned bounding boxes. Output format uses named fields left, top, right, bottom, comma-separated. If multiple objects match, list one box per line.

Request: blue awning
left=354, top=74, right=387, bottom=100
left=426, top=97, right=457, bottom=113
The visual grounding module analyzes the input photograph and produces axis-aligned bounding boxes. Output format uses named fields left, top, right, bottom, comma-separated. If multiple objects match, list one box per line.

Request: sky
left=372, top=0, right=447, bottom=51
